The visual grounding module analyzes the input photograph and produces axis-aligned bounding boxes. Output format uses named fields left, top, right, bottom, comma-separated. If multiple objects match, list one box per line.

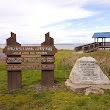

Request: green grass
left=0, top=50, right=110, bottom=110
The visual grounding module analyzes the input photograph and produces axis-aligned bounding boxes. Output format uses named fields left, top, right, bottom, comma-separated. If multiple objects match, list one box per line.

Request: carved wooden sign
left=3, top=46, right=57, bottom=55
left=6, top=64, right=54, bottom=70
left=6, top=57, right=54, bottom=63
left=3, top=32, right=57, bottom=91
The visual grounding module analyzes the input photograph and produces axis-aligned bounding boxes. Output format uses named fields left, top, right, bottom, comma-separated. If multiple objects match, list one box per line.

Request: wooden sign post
left=3, top=32, right=57, bottom=91
left=3, top=32, right=22, bottom=91
left=41, top=32, right=55, bottom=85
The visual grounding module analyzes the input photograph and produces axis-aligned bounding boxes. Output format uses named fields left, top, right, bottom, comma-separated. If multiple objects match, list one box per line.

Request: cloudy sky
left=0, top=0, right=110, bottom=44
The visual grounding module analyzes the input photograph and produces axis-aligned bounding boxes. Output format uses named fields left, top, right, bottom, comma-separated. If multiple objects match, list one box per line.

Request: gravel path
left=0, top=49, right=6, bottom=60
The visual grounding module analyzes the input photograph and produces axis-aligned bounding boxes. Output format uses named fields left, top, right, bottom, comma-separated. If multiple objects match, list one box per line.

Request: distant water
left=55, top=44, right=84, bottom=50
left=0, top=44, right=85, bottom=50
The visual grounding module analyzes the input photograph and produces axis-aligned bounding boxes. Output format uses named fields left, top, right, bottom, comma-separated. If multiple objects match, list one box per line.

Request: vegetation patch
left=0, top=50, right=110, bottom=110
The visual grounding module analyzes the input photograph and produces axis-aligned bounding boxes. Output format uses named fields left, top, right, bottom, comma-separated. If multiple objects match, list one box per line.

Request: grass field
left=0, top=50, right=110, bottom=110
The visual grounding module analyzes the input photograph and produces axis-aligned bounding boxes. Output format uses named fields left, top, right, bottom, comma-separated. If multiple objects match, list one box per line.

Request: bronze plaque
left=3, top=46, right=57, bottom=55
left=6, top=64, right=54, bottom=70
left=6, top=57, right=54, bottom=63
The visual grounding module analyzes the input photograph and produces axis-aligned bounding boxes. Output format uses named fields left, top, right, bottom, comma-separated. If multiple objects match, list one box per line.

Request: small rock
left=85, top=86, right=104, bottom=96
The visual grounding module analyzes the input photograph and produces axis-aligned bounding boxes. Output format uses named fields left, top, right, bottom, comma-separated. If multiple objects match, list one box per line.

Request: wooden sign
left=6, top=64, right=54, bottom=70
left=3, top=32, right=57, bottom=91
left=6, top=57, right=54, bottom=63
left=3, top=46, right=57, bottom=55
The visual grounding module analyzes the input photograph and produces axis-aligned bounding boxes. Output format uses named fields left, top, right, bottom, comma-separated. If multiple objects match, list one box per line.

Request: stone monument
left=65, top=57, right=110, bottom=95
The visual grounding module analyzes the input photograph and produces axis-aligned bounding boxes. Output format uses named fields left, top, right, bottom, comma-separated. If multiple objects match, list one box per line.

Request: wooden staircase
left=74, top=42, right=102, bottom=53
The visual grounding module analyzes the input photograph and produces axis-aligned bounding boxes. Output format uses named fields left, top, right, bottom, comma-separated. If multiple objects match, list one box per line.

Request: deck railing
left=75, top=42, right=110, bottom=52
left=99, top=42, right=110, bottom=48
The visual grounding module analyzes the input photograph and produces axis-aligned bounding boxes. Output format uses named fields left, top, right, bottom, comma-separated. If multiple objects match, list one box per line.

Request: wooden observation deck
left=75, top=32, right=110, bottom=52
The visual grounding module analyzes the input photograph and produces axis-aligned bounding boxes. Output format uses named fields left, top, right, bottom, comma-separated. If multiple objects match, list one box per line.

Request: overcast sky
left=0, top=0, right=110, bottom=44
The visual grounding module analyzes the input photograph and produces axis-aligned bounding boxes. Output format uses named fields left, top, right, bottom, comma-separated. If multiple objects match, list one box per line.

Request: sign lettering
left=7, top=57, right=54, bottom=63
left=6, top=64, right=54, bottom=70
left=79, top=61, right=100, bottom=81
left=3, top=46, right=57, bottom=55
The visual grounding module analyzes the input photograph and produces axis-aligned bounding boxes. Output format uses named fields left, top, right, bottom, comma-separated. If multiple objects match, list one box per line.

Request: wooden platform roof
left=92, top=32, right=110, bottom=38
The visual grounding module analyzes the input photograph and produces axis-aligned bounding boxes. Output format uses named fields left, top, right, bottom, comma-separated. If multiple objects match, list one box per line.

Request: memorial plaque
left=6, top=64, right=54, bottom=70
left=79, top=61, right=99, bottom=81
left=3, top=46, right=57, bottom=55
left=6, top=57, right=54, bottom=63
